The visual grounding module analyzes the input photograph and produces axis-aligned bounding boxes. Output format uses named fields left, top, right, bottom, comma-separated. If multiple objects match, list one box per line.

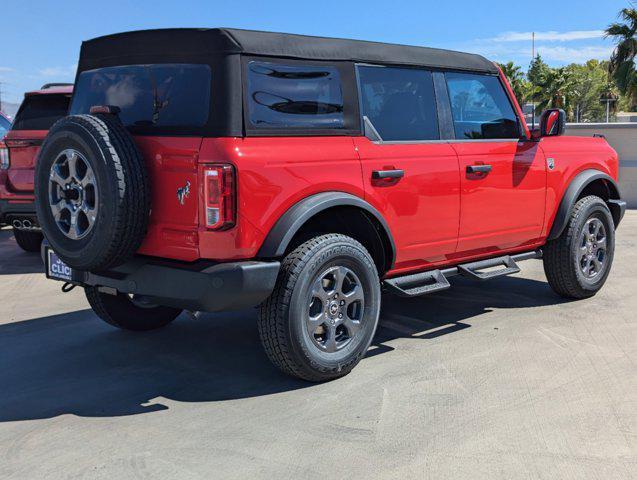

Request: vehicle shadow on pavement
left=0, top=229, right=44, bottom=275
left=370, top=272, right=570, bottom=356
left=0, top=273, right=567, bottom=423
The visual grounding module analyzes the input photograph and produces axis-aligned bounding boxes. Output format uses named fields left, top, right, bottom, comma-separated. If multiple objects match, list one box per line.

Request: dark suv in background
left=0, top=83, right=72, bottom=251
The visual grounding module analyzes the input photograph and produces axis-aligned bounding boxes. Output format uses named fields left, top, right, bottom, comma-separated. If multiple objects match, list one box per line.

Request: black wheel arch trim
left=257, top=191, right=396, bottom=270
left=548, top=169, right=624, bottom=241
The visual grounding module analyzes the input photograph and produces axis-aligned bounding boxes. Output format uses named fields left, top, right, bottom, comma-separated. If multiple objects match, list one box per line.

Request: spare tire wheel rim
left=48, top=148, right=98, bottom=240
left=306, top=265, right=365, bottom=353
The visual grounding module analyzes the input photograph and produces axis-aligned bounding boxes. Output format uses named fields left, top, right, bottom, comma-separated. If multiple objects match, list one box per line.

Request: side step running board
left=384, top=269, right=450, bottom=297
left=457, top=255, right=520, bottom=281
left=383, top=250, right=542, bottom=298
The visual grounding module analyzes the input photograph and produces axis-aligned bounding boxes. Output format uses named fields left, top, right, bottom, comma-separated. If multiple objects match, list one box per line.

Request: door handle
left=466, top=165, right=492, bottom=175
left=372, top=169, right=404, bottom=180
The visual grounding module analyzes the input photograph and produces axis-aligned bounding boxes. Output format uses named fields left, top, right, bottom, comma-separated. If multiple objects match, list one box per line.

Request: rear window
left=70, top=64, right=211, bottom=130
left=12, top=94, right=70, bottom=131
left=247, top=61, right=344, bottom=129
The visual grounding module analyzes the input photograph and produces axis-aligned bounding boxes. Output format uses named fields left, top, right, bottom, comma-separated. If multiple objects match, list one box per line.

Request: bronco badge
left=177, top=181, right=191, bottom=205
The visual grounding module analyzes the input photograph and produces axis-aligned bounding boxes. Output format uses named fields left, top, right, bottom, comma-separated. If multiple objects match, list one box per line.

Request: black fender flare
left=548, top=169, right=623, bottom=241
left=257, top=191, right=396, bottom=268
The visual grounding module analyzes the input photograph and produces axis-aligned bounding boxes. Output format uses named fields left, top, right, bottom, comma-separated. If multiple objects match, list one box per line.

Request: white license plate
left=47, top=249, right=73, bottom=282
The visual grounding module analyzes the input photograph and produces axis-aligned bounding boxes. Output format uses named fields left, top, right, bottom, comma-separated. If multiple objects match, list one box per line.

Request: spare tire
left=35, top=114, right=150, bottom=271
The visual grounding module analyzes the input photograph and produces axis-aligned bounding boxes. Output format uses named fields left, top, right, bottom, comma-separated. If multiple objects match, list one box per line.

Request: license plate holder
left=46, top=248, right=74, bottom=282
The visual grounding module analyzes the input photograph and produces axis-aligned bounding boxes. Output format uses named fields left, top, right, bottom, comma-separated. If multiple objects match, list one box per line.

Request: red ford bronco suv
left=1, top=83, right=72, bottom=251
left=36, top=29, right=626, bottom=381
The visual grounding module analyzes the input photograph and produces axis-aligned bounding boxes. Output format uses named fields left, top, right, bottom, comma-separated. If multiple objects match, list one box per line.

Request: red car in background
left=0, top=83, right=72, bottom=251
left=0, top=111, right=13, bottom=228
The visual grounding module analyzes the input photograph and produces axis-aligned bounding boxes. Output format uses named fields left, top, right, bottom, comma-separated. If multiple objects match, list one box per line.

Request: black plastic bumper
left=49, top=252, right=280, bottom=312
left=0, top=199, right=37, bottom=225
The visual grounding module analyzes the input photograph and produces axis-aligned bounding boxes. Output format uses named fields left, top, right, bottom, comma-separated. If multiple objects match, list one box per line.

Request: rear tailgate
left=5, top=92, right=71, bottom=193
left=4, top=132, right=46, bottom=193
left=134, top=136, right=203, bottom=261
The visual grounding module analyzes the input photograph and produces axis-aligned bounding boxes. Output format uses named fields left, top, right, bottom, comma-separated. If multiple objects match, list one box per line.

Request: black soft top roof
left=78, top=28, right=498, bottom=74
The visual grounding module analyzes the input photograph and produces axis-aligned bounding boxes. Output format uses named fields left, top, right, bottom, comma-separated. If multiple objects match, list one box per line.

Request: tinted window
left=0, top=115, right=10, bottom=139
left=70, top=64, right=211, bottom=129
left=247, top=61, right=344, bottom=129
left=12, top=94, right=70, bottom=130
left=357, top=66, right=438, bottom=141
left=445, top=72, right=519, bottom=139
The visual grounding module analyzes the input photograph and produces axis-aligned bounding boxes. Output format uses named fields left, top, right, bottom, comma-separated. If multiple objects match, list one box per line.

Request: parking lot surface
left=1, top=214, right=635, bottom=479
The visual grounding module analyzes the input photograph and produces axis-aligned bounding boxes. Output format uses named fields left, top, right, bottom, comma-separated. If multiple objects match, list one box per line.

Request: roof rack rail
left=40, top=82, right=73, bottom=89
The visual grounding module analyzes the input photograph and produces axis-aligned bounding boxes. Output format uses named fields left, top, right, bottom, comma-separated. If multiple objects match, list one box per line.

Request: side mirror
left=540, top=109, right=566, bottom=137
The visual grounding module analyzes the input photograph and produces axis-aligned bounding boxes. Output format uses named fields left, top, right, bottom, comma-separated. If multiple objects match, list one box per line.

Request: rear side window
left=445, top=72, right=519, bottom=139
left=247, top=61, right=344, bottom=129
left=70, top=64, right=211, bottom=130
left=12, top=94, right=70, bottom=130
left=357, top=66, right=439, bottom=141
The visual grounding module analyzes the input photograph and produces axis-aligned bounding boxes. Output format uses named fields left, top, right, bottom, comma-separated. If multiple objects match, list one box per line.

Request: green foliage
left=497, top=61, right=531, bottom=105
left=501, top=55, right=626, bottom=123
left=605, top=7, right=637, bottom=108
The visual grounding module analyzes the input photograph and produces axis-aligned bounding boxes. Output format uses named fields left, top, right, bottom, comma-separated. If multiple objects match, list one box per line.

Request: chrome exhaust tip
left=23, top=219, right=32, bottom=229
left=12, top=219, right=23, bottom=229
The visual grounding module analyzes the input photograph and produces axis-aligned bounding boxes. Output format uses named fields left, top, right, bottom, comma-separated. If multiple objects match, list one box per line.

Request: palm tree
left=605, top=7, right=637, bottom=107
left=498, top=62, right=529, bottom=106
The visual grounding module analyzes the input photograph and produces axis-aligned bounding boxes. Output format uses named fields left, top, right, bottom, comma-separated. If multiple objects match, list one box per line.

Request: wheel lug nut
left=338, top=313, right=343, bottom=318
left=340, top=300, right=345, bottom=306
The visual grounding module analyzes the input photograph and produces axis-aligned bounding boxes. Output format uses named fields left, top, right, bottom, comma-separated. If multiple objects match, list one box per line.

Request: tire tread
left=258, top=234, right=379, bottom=382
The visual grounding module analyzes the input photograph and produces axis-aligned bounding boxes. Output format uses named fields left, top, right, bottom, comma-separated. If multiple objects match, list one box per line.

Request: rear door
left=443, top=72, right=546, bottom=256
left=354, top=65, right=460, bottom=273
left=4, top=93, right=71, bottom=193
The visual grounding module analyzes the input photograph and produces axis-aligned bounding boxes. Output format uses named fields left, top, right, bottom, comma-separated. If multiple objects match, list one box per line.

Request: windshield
left=70, top=64, right=211, bottom=130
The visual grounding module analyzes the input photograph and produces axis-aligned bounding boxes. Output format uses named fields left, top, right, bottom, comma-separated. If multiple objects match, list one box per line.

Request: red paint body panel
left=538, top=135, right=618, bottom=239
left=134, top=136, right=202, bottom=261
left=451, top=140, right=546, bottom=257
left=196, top=136, right=365, bottom=261
left=353, top=137, right=460, bottom=271
left=2, top=130, right=46, bottom=194
left=129, top=131, right=617, bottom=280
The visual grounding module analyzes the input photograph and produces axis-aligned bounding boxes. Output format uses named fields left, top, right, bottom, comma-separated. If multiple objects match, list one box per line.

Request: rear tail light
left=0, top=143, right=9, bottom=170
left=203, top=164, right=235, bottom=230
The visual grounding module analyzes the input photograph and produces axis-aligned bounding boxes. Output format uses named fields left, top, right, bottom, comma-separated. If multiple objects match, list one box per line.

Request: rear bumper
left=0, top=199, right=37, bottom=226
left=45, top=248, right=280, bottom=312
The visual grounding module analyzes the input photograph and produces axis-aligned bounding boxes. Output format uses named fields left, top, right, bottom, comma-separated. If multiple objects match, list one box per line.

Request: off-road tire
left=13, top=229, right=44, bottom=252
left=85, top=287, right=181, bottom=331
left=543, top=195, right=615, bottom=299
left=258, top=234, right=381, bottom=382
left=35, top=114, right=150, bottom=271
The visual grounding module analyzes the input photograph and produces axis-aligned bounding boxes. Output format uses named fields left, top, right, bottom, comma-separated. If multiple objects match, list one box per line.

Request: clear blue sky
left=0, top=0, right=632, bottom=107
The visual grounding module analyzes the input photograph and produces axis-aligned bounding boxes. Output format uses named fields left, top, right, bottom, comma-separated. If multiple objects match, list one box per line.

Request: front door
left=355, top=65, right=461, bottom=273
left=444, top=72, right=546, bottom=257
